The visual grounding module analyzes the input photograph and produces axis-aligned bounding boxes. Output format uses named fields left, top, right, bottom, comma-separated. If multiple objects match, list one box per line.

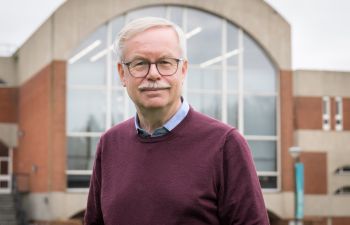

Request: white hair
left=113, top=17, right=187, bottom=62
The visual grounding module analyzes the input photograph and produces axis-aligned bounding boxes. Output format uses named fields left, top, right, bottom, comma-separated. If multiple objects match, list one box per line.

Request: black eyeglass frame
left=122, top=58, right=184, bottom=78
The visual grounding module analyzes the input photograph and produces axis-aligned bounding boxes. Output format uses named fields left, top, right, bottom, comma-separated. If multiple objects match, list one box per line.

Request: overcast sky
left=0, top=0, right=349, bottom=71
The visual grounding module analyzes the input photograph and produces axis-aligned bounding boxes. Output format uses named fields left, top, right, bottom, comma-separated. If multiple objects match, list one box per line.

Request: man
left=85, top=17, right=269, bottom=225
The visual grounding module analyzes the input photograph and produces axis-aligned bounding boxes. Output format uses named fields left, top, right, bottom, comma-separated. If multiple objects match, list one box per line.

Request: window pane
left=188, top=93, right=221, bottom=120
left=259, top=176, right=277, bottom=189
left=227, top=23, right=239, bottom=66
left=244, top=95, right=276, bottom=135
left=68, top=25, right=107, bottom=85
left=248, top=140, right=276, bottom=171
left=243, top=35, right=276, bottom=93
left=111, top=16, right=125, bottom=87
left=67, top=90, right=106, bottom=132
left=187, top=9, right=222, bottom=64
left=67, top=174, right=91, bottom=188
left=227, top=68, right=238, bottom=93
left=187, top=66, right=222, bottom=90
left=67, top=136, right=99, bottom=170
left=228, top=94, right=238, bottom=127
left=169, top=6, right=183, bottom=27
left=111, top=90, right=125, bottom=125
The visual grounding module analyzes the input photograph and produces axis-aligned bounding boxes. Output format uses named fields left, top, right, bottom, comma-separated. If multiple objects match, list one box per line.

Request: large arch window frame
left=66, top=6, right=280, bottom=192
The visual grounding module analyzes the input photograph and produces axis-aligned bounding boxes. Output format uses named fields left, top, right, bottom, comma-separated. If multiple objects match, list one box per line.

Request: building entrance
left=0, top=141, right=12, bottom=194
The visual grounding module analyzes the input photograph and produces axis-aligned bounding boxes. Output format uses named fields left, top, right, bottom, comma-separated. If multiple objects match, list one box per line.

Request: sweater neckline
left=135, top=107, right=194, bottom=143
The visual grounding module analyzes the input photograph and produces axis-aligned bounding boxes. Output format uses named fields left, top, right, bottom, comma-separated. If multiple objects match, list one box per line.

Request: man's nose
left=146, top=63, right=161, bottom=80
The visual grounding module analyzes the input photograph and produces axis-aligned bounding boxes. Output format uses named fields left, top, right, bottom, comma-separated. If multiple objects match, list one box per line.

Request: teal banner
left=295, top=162, right=304, bottom=219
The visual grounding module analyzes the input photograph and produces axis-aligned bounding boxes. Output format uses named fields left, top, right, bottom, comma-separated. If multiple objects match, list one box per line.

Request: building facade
left=0, top=0, right=349, bottom=224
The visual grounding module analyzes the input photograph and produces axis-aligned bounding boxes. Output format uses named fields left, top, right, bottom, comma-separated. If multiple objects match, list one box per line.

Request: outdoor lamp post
left=289, top=146, right=304, bottom=225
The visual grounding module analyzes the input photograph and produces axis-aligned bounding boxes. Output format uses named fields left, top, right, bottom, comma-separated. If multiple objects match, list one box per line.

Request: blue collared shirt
left=135, top=99, right=190, bottom=138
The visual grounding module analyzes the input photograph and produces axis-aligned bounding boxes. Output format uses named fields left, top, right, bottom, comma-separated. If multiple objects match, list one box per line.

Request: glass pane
left=228, top=94, right=238, bottom=128
left=187, top=66, right=222, bottom=91
left=67, top=89, right=106, bottom=132
left=188, top=93, right=221, bottom=120
left=243, top=35, right=276, bottom=93
left=248, top=140, right=276, bottom=171
left=67, top=136, right=100, bottom=170
left=0, top=180, right=8, bottom=188
left=67, top=174, right=91, bottom=188
left=259, top=176, right=277, bottom=189
left=0, top=161, right=8, bottom=174
left=111, top=16, right=125, bottom=87
left=126, top=6, right=166, bottom=23
left=111, top=90, right=125, bottom=125
left=68, top=25, right=108, bottom=85
left=127, top=95, right=137, bottom=119
left=187, top=9, right=222, bottom=65
left=227, top=23, right=239, bottom=66
left=227, top=68, right=238, bottom=93
left=169, top=6, right=183, bottom=27
left=244, top=95, right=276, bottom=135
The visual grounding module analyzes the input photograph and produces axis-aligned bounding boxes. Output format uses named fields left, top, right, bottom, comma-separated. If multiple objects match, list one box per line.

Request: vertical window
left=322, top=96, right=330, bottom=130
left=335, top=97, right=343, bottom=131
left=67, top=6, right=279, bottom=191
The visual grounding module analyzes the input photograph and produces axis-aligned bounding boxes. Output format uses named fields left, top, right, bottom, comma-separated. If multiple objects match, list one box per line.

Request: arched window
left=66, top=6, right=279, bottom=191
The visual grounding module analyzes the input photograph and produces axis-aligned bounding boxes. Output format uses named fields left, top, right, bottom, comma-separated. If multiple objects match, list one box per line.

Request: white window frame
left=335, top=96, right=343, bottom=131
left=322, top=96, right=331, bottom=131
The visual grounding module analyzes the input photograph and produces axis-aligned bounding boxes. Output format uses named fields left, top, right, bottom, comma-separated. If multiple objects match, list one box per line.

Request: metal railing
left=12, top=173, right=30, bottom=225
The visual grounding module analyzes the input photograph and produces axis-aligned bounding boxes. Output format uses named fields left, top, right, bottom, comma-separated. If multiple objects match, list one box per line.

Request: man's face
left=118, top=26, right=187, bottom=112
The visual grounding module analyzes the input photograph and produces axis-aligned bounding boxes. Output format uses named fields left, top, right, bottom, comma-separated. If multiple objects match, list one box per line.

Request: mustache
left=138, top=81, right=171, bottom=91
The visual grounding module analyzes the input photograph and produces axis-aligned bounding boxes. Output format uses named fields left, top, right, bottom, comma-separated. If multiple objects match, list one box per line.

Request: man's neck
left=137, top=99, right=182, bottom=134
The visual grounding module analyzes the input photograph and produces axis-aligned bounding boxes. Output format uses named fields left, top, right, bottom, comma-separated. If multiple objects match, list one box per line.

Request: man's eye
left=158, top=60, right=172, bottom=65
left=131, top=61, right=148, bottom=67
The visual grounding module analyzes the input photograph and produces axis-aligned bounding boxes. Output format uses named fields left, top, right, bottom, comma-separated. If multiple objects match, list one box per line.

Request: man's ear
left=181, top=59, right=188, bottom=82
left=118, top=63, right=126, bottom=87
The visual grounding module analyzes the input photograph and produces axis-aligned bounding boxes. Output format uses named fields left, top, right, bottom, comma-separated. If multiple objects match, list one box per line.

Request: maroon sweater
left=85, top=108, right=269, bottom=225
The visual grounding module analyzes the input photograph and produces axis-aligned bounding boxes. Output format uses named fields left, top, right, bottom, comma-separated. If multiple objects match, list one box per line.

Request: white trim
left=335, top=96, right=343, bottom=131
left=106, top=21, right=113, bottom=130
left=245, top=135, right=278, bottom=141
left=66, top=188, right=90, bottom=193
left=221, top=19, right=228, bottom=123
left=66, top=170, right=92, bottom=175
left=323, top=96, right=331, bottom=131
left=237, top=29, right=244, bottom=133
left=258, top=171, right=278, bottom=176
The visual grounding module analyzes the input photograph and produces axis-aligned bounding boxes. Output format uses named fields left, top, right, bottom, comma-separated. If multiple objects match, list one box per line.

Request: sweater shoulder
left=101, top=117, right=134, bottom=140
left=189, top=108, right=234, bottom=134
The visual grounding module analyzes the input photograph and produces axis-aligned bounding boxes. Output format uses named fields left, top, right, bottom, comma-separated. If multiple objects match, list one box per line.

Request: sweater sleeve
left=84, top=139, right=104, bottom=225
left=218, top=129, right=269, bottom=225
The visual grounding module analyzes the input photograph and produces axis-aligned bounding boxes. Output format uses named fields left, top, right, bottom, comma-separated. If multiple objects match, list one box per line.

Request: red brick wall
left=343, top=98, right=350, bottom=130
left=294, top=97, right=323, bottom=130
left=300, top=152, right=327, bottom=194
left=333, top=217, right=350, bottom=225
left=280, top=70, right=294, bottom=191
left=0, top=87, right=18, bottom=123
left=14, top=61, right=66, bottom=192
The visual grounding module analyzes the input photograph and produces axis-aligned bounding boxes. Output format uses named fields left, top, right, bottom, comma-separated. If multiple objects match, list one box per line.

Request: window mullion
left=221, top=20, right=228, bottom=123
left=106, top=21, right=113, bottom=129
left=238, top=29, right=244, bottom=133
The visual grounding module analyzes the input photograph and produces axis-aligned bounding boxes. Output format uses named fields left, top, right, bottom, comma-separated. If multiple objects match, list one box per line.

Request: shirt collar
left=134, top=98, right=190, bottom=137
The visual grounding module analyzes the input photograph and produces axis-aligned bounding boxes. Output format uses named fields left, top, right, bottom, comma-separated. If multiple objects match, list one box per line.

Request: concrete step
left=0, top=194, right=18, bottom=225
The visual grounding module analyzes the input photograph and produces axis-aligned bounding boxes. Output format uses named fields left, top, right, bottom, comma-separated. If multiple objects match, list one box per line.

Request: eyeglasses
left=122, top=58, right=183, bottom=78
